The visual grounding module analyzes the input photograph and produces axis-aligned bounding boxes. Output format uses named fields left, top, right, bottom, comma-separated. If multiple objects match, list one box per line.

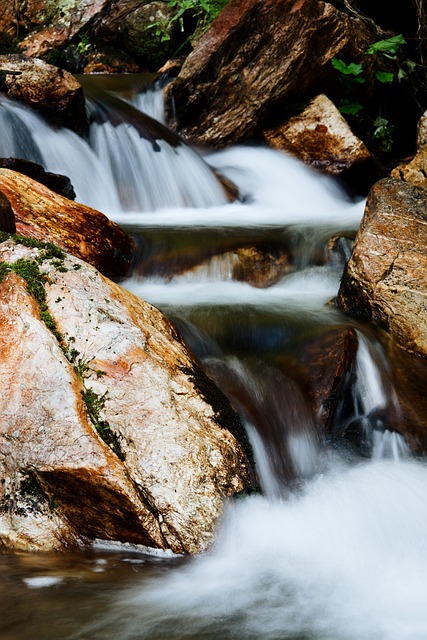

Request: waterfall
left=0, top=91, right=227, bottom=212
left=0, top=80, right=424, bottom=640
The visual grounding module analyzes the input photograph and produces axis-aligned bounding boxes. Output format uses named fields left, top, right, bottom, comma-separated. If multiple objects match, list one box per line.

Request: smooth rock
left=0, top=168, right=134, bottom=281
left=337, top=178, right=427, bottom=357
left=0, top=240, right=252, bottom=553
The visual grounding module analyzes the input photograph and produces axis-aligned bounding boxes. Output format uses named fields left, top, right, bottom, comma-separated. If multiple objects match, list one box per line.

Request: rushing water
left=0, top=83, right=424, bottom=639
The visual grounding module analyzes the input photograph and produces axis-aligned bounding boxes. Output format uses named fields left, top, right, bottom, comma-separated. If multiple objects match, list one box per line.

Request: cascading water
left=0, top=81, right=424, bottom=640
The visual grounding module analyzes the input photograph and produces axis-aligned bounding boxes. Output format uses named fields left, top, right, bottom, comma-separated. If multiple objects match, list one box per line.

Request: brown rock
left=0, top=5, right=17, bottom=36
left=390, top=148, right=427, bottom=191
left=0, top=158, right=75, bottom=200
left=264, top=94, right=376, bottom=193
left=164, top=0, right=373, bottom=146
left=384, top=339, right=427, bottom=455
left=0, top=55, right=87, bottom=134
left=18, top=0, right=112, bottom=59
left=0, top=168, right=134, bottom=281
left=0, top=192, right=16, bottom=234
left=232, top=245, right=293, bottom=287
left=0, top=240, right=252, bottom=553
left=337, top=178, right=427, bottom=357
left=280, top=326, right=359, bottom=433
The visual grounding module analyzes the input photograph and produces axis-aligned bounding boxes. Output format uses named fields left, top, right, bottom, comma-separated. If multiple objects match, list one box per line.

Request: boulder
left=263, top=94, right=377, bottom=193
left=0, top=158, right=75, bottom=200
left=390, top=148, right=427, bottom=191
left=164, top=0, right=374, bottom=146
left=0, top=238, right=252, bottom=553
left=17, top=0, right=112, bottom=59
left=337, top=178, right=427, bottom=358
left=0, top=168, right=134, bottom=281
left=0, top=55, right=87, bottom=134
left=95, top=0, right=180, bottom=68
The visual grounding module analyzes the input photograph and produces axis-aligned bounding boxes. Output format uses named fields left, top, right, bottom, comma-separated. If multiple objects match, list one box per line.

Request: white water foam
left=82, top=459, right=427, bottom=640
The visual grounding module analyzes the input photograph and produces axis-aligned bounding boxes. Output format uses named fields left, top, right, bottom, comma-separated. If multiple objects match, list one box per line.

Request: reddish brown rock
left=0, top=168, right=134, bottom=281
left=0, top=240, right=252, bottom=553
left=0, top=158, right=75, bottom=200
left=0, top=55, right=87, bottom=134
left=164, top=0, right=373, bottom=146
left=280, top=326, right=359, bottom=433
left=337, top=178, right=427, bottom=357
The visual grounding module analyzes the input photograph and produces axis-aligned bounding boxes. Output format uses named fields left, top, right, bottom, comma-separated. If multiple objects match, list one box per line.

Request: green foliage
left=148, top=0, right=229, bottom=48
left=375, top=71, right=394, bottom=83
left=81, top=386, right=124, bottom=460
left=365, top=34, right=406, bottom=56
left=331, top=33, right=412, bottom=154
left=372, top=116, right=395, bottom=153
left=331, top=58, right=363, bottom=77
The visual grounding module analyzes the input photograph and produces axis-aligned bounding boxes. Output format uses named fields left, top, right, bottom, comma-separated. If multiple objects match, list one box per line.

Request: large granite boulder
left=164, top=0, right=374, bottom=146
left=0, top=237, right=252, bottom=553
left=0, top=55, right=87, bottom=134
left=337, top=178, right=427, bottom=358
left=0, top=168, right=134, bottom=281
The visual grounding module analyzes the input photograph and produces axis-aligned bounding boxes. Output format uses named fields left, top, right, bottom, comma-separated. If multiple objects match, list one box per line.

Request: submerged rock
left=0, top=55, right=87, bottom=134
left=337, top=178, right=427, bottom=358
left=0, top=168, right=134, bottom=281
left=164, top=0, right=373, bottom=146
left=0, top=239, right=252, bottom=553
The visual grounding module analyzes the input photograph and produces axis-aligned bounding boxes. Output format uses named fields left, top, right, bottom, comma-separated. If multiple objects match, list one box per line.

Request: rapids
left=0, top=82, right=424, bottom=640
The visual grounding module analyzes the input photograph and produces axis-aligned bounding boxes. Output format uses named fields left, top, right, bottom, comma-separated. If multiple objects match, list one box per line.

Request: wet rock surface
left=0, top=168, right=134, bottom=281
left=337, top=178, right=427, bottom=358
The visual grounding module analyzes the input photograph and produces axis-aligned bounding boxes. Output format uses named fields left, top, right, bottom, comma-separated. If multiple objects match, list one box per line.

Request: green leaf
left=332, top=58, right=363, bottom=76
left=339, top=99, right=363, bottom=115
left=365, top=34, right=406, bottom=55
left=376, top=71, right=394, bottom=83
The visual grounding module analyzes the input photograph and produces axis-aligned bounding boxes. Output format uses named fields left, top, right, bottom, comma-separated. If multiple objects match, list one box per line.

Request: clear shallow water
left=0, top=86, right=425, bottom=639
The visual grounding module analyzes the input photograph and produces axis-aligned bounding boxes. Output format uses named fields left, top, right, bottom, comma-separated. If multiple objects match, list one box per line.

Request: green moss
left=81, top=387, right=124, bottom=460
left=0, top=262, right=11, bottom=283
left=12, top=259, right=47, bottom=306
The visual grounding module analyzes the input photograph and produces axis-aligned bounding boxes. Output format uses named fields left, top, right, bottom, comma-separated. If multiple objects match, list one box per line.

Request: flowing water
left=0, top=82, right=425, bottom=639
